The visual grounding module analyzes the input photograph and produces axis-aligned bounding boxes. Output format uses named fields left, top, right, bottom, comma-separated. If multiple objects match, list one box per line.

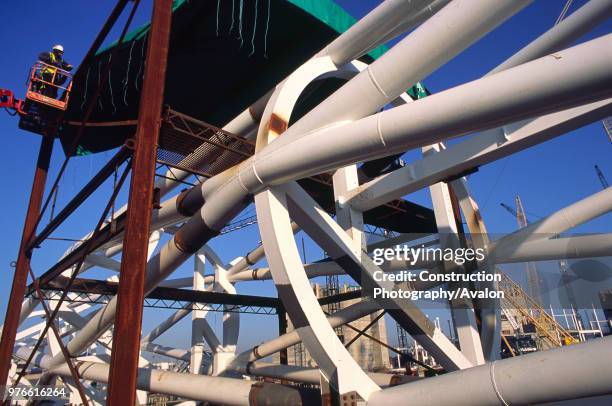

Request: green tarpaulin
left=61, top=0, right=427, bottom=156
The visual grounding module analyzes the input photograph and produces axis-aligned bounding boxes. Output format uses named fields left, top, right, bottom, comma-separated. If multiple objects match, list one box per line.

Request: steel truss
left=30, top=290, right=280, bottom=315
left=2, top=0, right=612, bottom=405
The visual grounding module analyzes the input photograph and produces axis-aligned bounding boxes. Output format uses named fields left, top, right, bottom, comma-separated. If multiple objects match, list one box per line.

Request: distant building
left=277, top=283, right=391, bottom=371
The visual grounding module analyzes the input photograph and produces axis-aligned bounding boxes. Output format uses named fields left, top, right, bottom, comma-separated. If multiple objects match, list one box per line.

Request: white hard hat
left=52, top=44, right=64, bottom=53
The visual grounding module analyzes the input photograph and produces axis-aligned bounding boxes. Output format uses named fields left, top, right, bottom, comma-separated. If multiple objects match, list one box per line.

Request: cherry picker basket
left=25, top=61, right=73, bottom=111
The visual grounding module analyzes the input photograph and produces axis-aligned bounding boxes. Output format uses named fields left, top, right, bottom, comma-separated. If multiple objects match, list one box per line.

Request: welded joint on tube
left=376, top=114, right=387, bottom=147
left=557, top=207, right=577, bottom=231
left=173, top=224, right=220, bottom=254
left=499, top=126, right=512, bottom=144
left=175, top=188, right=201, bottom=217
left=366, top=66, right=389, bottom=100
left=252, top=345, right=261, bottom=359
left=245, top=251, right=256, bottom=266
left=238, top=161, right=265, bottom=194
left=489, top=361, right=510, bottom=406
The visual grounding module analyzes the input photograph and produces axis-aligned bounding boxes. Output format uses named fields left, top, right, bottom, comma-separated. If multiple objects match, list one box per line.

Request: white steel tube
left=367, top=336, right=612, bottom=406
left=489, top=0, right=612, bottom=75
left=46, top=20, right=611, bottom=372
left=48, top=360, right=312, bottom=406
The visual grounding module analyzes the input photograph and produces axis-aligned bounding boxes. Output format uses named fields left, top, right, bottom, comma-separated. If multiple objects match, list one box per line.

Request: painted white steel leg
left=199, top=245, right=239, bottom=375
left=255, top=186, right=380, bottom=400
left=191, top=249, right=207, bottom=374
left=333, top=165, right=365, bottom=253
left=449, top=177, right=501, bottom=361
left=425, top=144, right=485, bottom=366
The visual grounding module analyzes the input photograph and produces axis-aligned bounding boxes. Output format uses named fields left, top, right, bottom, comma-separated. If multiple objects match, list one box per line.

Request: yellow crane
left=499, top=196, right=542, bottom=303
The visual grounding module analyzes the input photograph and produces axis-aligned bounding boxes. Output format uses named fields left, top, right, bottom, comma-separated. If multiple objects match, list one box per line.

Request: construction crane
left=594, top=165, right=609, bottom=189
left=500, top=196, right=540, bottom=228
left=500, top=202, right=527, bottom=224
left=498, top=270, right=577, bottom=349
left=500, top=196, right=542, bottom=303
left=501, top=197, right=584, bottom=336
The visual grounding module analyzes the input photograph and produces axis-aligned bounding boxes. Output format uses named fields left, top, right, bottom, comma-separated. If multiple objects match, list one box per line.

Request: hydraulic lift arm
left=0, top=89, right=26, bottom=116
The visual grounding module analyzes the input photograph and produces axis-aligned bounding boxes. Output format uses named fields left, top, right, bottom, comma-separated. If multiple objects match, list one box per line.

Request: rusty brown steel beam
left=106, top=0, right=173, bottom=404
left=5, top=4, right=139, bottom=338
left=65, top=119, right=139, bottom=127
left=0, top=133, right=54, bottom=391
left=12, top=160, right=132, bottom=390
left=26, top=158, right=132, bottom=297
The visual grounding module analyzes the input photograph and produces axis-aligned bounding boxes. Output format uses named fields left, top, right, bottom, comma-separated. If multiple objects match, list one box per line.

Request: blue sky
left=0, top=1, right=610, bottom=352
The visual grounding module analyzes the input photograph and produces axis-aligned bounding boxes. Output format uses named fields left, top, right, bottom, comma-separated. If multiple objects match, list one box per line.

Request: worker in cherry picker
left=36, top=45, right=73, bottom=98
